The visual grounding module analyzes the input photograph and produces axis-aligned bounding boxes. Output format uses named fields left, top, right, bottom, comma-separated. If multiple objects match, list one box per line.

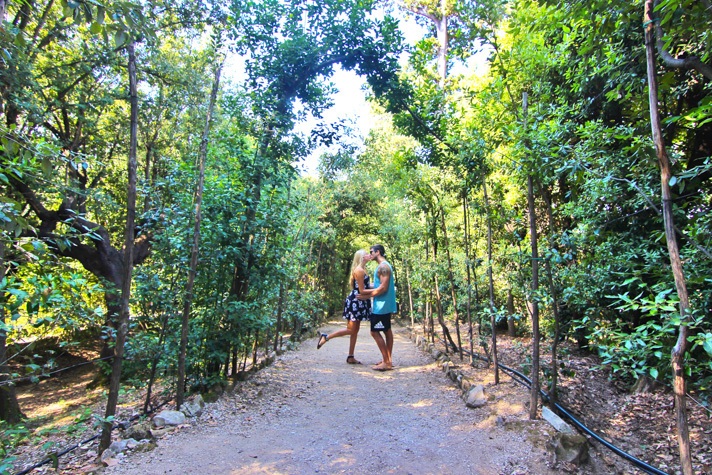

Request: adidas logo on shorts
left=373, top=321, right=385, bottom=330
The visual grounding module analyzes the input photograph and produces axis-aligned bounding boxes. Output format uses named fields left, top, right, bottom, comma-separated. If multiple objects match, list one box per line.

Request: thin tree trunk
left=406, top=0, right=449, bottom=88
left=439, top=205, right=463, bottom=360
left=241, top=346, right=248, bottom=372
left=542, top=190, right=561, bottom=403
left=524, top=92, right=541, bottom=420
left=143, top=89, right=165, bottom=214
left=482, top=180, right=499, bottom=383
left=143, top=311, right=170, bottom=414
left=176, top=58, right=222, bottom=409
left=405, top=260, right=415, bottom=328
left=424, top=240, right=434, bottom=343
left=433, top=274, right=457, bottom=351
left=644, top=3, right=693, bottom=473
left=463, top=191, right=474, bottom=364
left=231, top=346, right=238, bottom=378
left=251, top=330, right=259, bottom=368
left=223, top=348, right=231, bottom=379
left=99, top=42, right=139, bottom=452
left=0, top=242, right=24, bottom=423
left=527, top=174, right=541, bottom=420
left=506, top=289, right=516, bottom=336
left=425, top=296, right=432, bottom=343
left=428, top=211, right=457, bottom=352
left=436, top=0, right=448, bottom=87
left=274, top=282, right=284, bottom=353
left=471, top=213, right=482, bottom=339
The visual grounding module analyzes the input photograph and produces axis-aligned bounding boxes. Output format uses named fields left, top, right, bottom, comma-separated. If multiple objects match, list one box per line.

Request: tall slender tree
left=99, top=40, right=139, bottom=453
left=176, top=49, right=224, bottom=409
left=644, top=2, right=694, bottom=472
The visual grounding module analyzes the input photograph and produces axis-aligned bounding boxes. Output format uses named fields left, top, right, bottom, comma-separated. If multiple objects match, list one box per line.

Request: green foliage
left=594, top=288, right=680, bottom=381
left=3, top=0, right=711, bottom=439
left=0, top=422, right=29, bottom=473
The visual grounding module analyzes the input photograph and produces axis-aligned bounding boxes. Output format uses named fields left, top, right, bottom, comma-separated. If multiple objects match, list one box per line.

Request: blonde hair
left=348, top=249, right=368, bottom=287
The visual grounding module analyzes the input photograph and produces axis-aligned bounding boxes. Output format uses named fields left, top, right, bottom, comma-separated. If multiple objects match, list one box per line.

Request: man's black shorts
left=370, top=313, right=392, bottom=332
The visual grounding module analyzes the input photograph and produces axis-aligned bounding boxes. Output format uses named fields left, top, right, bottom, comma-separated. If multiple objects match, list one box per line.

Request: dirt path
left=104, top=323, right=560, bottom=475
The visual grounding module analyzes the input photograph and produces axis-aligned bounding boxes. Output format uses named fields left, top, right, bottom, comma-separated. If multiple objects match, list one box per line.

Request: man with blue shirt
left=357, top=244, right=396, bottom=371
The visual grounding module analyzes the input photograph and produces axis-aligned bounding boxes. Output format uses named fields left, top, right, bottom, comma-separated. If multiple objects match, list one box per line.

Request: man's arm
left=357, top=263, right=390, bottom=299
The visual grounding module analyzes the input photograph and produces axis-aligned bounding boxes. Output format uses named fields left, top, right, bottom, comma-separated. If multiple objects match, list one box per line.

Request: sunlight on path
left=104, top=322, right=556, bottom=475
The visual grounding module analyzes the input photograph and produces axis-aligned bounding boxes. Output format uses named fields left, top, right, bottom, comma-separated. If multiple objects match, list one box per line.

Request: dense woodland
left=0, top=0, right=710, bottom=473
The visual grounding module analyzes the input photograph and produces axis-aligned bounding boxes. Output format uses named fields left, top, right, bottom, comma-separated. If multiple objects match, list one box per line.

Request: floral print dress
left=342, top=274, right=371, bottom=322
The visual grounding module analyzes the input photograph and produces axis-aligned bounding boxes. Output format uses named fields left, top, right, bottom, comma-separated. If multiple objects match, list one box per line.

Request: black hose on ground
left=439, top=340, right=671, bottom=475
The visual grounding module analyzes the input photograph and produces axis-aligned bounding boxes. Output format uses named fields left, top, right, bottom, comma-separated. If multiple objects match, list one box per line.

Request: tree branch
left=653, top=1, right=712, bottom=81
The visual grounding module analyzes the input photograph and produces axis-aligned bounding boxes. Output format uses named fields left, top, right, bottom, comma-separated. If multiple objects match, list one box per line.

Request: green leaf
left=114, top=30, right=128, bottom=47
left=702, top=334, right=712, bottom=356
left=649, top=367, right=658, bottom=379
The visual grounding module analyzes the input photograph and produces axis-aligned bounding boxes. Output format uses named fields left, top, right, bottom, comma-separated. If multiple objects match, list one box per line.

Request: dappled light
left=2, top=0, right=710, bottom=474
left=407, top=399, right=434, bottom=408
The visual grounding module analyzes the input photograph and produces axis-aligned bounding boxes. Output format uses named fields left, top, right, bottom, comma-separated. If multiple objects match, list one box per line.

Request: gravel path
left=104, top=323, right=559, bottom=475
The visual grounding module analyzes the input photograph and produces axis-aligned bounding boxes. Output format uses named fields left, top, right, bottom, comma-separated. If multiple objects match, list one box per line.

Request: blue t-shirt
left=372, top=261, right=396, bottom=315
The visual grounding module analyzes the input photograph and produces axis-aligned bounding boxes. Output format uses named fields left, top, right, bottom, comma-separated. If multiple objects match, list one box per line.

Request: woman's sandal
left=346, top=355, right=362, bottom=365
left=317, top=333, right=328, bottom=349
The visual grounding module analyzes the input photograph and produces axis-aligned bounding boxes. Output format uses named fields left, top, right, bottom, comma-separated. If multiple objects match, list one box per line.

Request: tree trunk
left=0, top=242, right=24, bottom=423
left=426, top=295, right=434, bottom=344
left=424, top=240, right=434, bottom=343
left=524, top=92, right=541, bottom=420
left=432, top=274, right=457, bottom=351
left=405, top=0, right=449, bottom=88
left=436, top=0, right=448, bottom=87
left=644, top=3, right=693, bottom=473
left=231, top=346, right=239, bottom=378
left=251, top=330, right=259, bottom=368
left=229, top=135, right=267, bottom=306
left=274, top=282, right=285, bottom=352
left=542, top=189, right=561, bottom=403
left=482, top=180, right=499, bottom=383
left=527, top=174, right=541, bottom=420
left=506, top=289, right=516, bottom=337
left=143, top=311, right=170, bottom=414
left=470, top=213, right=483, bottom=341
left=405, top=260, right=415, bottom=328
left=439, top=205, right=463, bottom=360
left=176, top=58, right=222, bottom=409
left=100, top=42, right=139, bottom=453
left=463, top=191, right=474, bottom=364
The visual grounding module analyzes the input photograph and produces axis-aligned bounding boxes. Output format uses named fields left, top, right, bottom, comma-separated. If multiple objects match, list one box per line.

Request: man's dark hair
left=371, top=244, right=386, bottom=257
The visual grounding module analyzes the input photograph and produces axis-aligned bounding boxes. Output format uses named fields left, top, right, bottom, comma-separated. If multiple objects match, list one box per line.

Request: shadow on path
left=105, top=322, right=559, bottom=475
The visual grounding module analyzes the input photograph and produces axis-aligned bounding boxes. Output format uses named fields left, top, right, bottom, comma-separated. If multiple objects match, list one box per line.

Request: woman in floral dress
left=316, top=249, right=372, bottom=364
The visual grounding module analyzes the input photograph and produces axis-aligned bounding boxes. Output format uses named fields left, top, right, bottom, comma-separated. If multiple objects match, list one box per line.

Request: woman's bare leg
left=321, top=320, right=361, bottom=361
left=346, top=320, right=360, bottom=357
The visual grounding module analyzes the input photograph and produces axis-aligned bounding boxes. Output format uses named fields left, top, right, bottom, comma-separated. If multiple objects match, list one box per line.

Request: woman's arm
left=354, top=268, right=369, bottom=294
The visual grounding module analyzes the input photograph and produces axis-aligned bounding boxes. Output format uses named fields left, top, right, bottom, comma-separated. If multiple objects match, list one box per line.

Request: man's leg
left=385, top=328, right=393, bottom=364
left=370, top=330, right=389, bottom=366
